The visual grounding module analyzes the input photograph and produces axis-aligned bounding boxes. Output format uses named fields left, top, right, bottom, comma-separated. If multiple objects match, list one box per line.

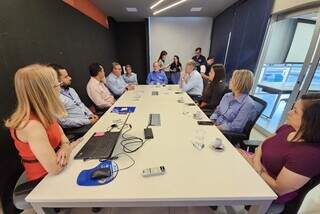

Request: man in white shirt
left=86, top=63, right=115, bottom=111
left=180, top=60, right=204, bottom=102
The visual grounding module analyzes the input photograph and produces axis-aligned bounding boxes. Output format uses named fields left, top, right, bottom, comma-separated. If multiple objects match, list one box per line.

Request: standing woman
left=5, top=64, right=78, bottom=182
left=157, top=50, right=168, bottom=70
left=169, top=55, right=182, bottom=84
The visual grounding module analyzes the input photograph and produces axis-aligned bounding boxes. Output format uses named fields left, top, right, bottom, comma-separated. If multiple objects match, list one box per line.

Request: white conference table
left=26, top=85, right=276, bottom=214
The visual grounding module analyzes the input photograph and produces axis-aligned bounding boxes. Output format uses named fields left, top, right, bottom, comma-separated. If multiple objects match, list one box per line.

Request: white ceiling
left=91, top=0, right=239, bottom=22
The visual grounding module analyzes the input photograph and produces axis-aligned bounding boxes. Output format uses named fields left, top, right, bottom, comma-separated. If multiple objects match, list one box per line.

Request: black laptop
left=74, top=114, right=130, bottom=160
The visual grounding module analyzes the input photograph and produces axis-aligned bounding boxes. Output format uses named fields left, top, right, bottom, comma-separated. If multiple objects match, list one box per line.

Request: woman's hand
left=253, top=159, right=263, bottom=174
left=56, top=143, right=71, bottom=167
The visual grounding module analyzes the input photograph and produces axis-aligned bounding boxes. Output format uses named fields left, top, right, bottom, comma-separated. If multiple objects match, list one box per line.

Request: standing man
left=106, top=62, right=135, bottom=97
left=192, top=47, right=207, bottom=73
left=49, top=64, right=99, bottom=139
left=86, top=63, right=115, bottom=110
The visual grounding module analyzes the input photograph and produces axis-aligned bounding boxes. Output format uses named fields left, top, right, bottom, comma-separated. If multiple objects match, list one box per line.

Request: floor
left=3, top=128, right=320, bottom=214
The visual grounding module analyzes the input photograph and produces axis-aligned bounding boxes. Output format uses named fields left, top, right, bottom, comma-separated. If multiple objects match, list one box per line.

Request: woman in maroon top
left=239, top=93, right=320, bottom=204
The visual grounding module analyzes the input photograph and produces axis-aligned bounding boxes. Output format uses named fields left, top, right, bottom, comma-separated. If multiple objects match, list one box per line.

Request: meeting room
left=1, top=0, right=320, bottom=214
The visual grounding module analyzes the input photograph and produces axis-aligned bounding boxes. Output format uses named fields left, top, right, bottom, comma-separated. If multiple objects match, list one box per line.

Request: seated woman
left=210, top=69, right=256, bottom=132
left=200, top=64, right=227, bottom=112
left=5, top=64, right=79, bottom=182
left=239, top=93, right=320, bottom=207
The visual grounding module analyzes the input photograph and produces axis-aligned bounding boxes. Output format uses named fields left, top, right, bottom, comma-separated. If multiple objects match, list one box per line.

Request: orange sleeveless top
left=10, top=115, right=61, bottom=181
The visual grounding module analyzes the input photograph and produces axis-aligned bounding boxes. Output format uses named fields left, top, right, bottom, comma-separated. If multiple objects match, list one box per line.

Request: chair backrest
left=242, top=95, right=267, bottom=139
left=283, top=175, right=320, bottom=214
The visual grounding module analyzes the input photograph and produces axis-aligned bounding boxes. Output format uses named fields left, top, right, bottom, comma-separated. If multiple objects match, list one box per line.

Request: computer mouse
left=91, top=168, right=111, bottom=180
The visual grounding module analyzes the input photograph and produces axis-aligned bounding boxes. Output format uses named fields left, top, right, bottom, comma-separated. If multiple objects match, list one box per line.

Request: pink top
left=86, top=77, right=115, bottom=109
left=262, top=124, right=320, bottom=203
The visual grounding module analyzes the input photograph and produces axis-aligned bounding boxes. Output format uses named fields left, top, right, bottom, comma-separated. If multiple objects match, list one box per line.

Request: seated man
left=123, top=64, right=138, bottom=85
left=106, top=62, right=135, bottom=97
left=87, top=63, right=115, bottom=111
left=179, top=60, right=204, bottom=102
left=146, top=62, right=168, bottom=85
left=49, top=64, right=99, bottom=139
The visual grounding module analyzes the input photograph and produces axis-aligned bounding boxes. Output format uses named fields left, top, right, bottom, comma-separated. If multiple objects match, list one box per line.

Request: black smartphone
left=197, top=121, right=214, bottom=126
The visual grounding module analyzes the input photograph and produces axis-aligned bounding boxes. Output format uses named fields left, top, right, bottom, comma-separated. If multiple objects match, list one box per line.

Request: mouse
left=91, top=168, right=111, bottom=180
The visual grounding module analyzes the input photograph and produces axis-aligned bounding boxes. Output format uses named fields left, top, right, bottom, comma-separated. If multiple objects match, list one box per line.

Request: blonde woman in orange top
left=6, top=64, right=80, bottom=181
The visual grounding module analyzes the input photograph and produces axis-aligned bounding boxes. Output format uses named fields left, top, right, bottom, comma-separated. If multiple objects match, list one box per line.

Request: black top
left=192, top=55, right=206, bottom=72
left=202, top=80, right=227, bottom=110
left=169, top=62, right=182, bottom=72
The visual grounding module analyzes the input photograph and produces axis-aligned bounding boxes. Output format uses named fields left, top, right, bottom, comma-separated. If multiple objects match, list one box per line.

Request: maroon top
left=261, top=124, right=320, bottom=203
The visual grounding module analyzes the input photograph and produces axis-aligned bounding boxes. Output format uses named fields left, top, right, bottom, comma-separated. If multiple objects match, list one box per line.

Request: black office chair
left=222, top=95, right=267, bottom=148
left=201, top=87, right=231, bottom=118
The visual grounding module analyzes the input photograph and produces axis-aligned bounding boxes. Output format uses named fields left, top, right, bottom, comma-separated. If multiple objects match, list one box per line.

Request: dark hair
left=158, top=50, right=167, bottom=62
left=207, top=56, right=214, bottom=60
left=195, top=47, right=201, bottom=52
left=294, top=93, right=320, bottom=144
left=48, top=63, right=65, bottom=77
left=173, top=55, right=181, bottom=67
left=210, top=64, right=226, bottom=82
left=89, top=63, right=103, bottom=77
left=111, top=62, right=121, bottom=71
left=126, top=64, right=132, bottom=69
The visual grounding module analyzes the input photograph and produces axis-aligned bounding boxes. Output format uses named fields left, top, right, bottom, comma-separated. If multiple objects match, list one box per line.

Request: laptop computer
left=74, top=114, right=130, bottom=160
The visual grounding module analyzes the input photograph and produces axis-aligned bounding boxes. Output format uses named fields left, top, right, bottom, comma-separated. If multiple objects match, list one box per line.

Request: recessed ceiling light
left=190, top=7, right=202, bottom=12
left=126, top=7, right=138, bottom=12
left=150, top=0, right=165, bottom=10
left=153, top=0, right=188, bottom=15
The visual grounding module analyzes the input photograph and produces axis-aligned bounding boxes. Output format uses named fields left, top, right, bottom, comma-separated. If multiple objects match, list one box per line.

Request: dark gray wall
left=0, top=0, right=118, bottom=212
left=114, top=21, right=148, bottom=84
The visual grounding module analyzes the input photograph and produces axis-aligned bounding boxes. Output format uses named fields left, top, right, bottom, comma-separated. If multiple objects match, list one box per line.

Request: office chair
left=201, top=87, right=231, bottom=118
left=13, top=172, right=42, bottom=210
left=244, top=175, right=320, bottom=214
left=222, top=95, right=267, bottom=148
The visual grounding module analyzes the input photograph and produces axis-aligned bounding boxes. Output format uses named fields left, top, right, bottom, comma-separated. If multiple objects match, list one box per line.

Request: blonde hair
left=231, top=69, right=254, bottom=94
left=5, top=64, right=65, bottom=129
left=186, top=60, right=196, bottom=68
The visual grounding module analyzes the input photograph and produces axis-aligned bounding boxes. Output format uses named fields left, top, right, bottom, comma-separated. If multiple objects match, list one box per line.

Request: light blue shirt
left=181, top=70, right=203, bottom=96
left=106, top=72, right=128, bottom=96
left=123, top=73, right=138, bottom=85
left=146, top=70, right=168, bottom=85
left=58, top=88, right=93, bottom=128
left=210, top=92, right=256, bottom=132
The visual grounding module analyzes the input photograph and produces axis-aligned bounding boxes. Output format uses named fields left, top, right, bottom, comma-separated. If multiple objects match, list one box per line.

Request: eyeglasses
left=53, top=82, right=62, bottom=88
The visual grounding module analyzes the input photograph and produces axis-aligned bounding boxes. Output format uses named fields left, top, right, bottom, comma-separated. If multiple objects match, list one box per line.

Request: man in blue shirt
left=49, top=64, right=99, bottom=139
left=106, top=62, right=135, bottom=97
left=146, top=62, right=168, bottom=85
left=180, top=60, right=203, bottom=101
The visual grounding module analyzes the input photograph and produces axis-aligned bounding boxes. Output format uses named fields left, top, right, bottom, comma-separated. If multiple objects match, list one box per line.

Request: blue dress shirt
left=146, top=70, right=168, bottom=85
left=210, top=92, right=256, bottom=132
left=181, top=70, right=203, bottom=96
left=123, top=73, right=138, bottom=85
left=106, top=72, right=128, bottom=96
left=58, top=88, right=93, bottom=128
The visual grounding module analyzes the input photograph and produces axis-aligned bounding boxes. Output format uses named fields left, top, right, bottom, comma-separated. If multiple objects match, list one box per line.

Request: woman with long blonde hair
left=6, top=64, right=78, bottom=181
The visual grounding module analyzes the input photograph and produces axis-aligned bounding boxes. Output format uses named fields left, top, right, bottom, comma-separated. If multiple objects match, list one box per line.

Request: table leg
left=248, top=201, right=272, bottom=214
left=32, top=203, right=46, bottom=214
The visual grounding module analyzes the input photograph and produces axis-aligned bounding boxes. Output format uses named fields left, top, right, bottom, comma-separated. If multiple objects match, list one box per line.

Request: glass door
left=252, top=8, right=320, bottom=134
